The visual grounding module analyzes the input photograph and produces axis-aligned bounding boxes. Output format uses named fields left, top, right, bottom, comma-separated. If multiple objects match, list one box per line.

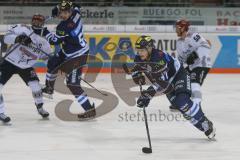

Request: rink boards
left=0, top=26, right=240, bottom=73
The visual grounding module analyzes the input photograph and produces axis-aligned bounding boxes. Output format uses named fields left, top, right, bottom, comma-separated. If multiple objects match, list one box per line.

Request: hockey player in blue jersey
left=131, top=35, right=216, bottom=139
left=41, top=0, right=95, bottom=120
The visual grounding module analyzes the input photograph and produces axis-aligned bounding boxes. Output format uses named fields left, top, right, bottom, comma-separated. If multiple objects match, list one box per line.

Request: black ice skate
left=42, top=86, right=54, bottom=99
left=36, top=103, right=49, bottom=119
left=202, top=117, right=216, bottom=140
left=78, top=104, right=96, bottom=121
left=0, top=113, right=11, bottom=123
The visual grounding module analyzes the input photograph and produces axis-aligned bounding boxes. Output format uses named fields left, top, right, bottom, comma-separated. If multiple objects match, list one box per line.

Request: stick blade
left=142, top=147, right=152, bottom=154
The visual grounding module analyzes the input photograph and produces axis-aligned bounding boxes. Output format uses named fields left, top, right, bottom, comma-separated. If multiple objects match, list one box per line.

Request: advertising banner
left=0, top=7, right=240, bottom=26
left=0, top=32, right=239, bottom=73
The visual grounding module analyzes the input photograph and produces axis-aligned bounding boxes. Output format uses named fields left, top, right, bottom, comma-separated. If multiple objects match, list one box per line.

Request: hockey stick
left=122, top=64, right=152, bottom=153
left=139, top=83, right=152, bottom=154
left=80, top=77, right=108, bottom=96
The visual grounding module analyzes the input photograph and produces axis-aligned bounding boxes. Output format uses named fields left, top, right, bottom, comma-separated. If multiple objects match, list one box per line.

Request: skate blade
left=77, top=115, right=96, bottom=121
left=40, top=117, right=50, bottom=120
left=207, top=128, right=216, bottom=141
left=169, top=108, right=179, bottom=112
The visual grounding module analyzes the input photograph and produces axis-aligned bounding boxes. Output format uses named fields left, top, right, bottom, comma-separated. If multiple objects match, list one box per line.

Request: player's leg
left=42, top=52, right=65, bottom=98
left=0, top=84, right=11, bottom=123
left=190, top=67, right=210, bottom=104
left=0, top=60, right=16, bottom=123
left=171, top=68, right=215, bottom=139
left=166, top=91, right=179, bottom=112
left=19, top=67, right=49, bottom=118
left=65, top=56, right=96, bottom=120
left=173, top=93, right=215, bottom=139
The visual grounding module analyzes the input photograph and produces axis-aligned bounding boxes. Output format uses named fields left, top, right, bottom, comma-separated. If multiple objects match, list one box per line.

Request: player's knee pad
left=191, top=83, right=202, bottom=103
left=28, top=81, right=42, bottom=99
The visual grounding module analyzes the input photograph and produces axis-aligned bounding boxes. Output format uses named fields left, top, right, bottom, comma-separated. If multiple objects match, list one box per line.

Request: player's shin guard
left=0, top=84, right=10, bottom=123
left=191, top=83, right=202, bottom=104
left=28, top=81, right=49, bottom=118
left=174, top=93, right=215, bottom=138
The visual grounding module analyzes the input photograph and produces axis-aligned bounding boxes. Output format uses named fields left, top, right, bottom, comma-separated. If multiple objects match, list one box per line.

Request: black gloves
left=137, top=86, right=156, bottom=108
left=52, top=6, right=59, bottom=18
left=132, top=71, right=146, bottom=85
left=15, top=35, right=32, bottom=46
left=186, top=51, right=198, bottom=65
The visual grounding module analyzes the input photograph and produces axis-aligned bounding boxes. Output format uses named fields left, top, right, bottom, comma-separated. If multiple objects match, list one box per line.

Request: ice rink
left=0, top=73, right=239, bottom=160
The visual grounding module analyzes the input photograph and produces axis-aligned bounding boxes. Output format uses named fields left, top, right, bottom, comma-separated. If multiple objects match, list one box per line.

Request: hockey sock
left=67, top=85, right=93, bottom=111
left=45, top=72, right=57, bottom=89
left=76, top=93, right=93, bottom=111
left=28, top=81, right=43, bottom=105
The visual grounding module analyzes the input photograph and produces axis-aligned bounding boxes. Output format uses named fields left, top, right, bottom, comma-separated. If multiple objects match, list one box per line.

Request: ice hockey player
left=0, top=24, right=51, bottom=123
left=169, top=19, right=211, bottom=111
left=131, top=35, right=216, bottom=139
left=41, top=0, right=95, bottom=120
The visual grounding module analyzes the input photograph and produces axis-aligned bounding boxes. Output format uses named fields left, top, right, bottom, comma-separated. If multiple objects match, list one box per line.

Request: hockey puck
left=142, top=147, right=152, bottom=154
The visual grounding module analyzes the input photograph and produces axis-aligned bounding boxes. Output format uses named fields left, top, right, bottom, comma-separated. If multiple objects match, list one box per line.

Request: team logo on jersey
left=57, top=30, right=65, bottom=36
left=19, top=47, right=37, bottom=60
left=159, top=60, right=165, bottom=66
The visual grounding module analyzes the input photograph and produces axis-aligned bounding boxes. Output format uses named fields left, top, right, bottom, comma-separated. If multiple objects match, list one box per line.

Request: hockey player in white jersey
left=0, top=23, right=51, bottom=123
left=169, top=19, right=211, bottom=111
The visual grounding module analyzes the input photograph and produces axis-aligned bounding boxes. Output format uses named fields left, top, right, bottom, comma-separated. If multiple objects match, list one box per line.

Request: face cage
left=31, top=16, right=45, bottom=28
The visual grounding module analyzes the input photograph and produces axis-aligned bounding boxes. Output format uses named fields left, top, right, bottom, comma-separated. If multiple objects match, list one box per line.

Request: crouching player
left=130, top=35, right=216, bottom=139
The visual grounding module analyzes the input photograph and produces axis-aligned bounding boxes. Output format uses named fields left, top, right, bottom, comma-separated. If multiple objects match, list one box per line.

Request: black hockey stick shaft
left=80, top=77, right=108, bottom=96
left=139, top=84, right=152, bottom=150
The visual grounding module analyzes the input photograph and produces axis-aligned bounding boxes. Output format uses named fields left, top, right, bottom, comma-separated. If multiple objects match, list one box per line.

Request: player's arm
left=137, top=56, right=173, bottom=108
left=68, top=11, right=85, bottom=46
left=4, top=24, right=32, bottom=46
left=131, top=56, right=146, bottom=85
left=186, top=33, right=211, bottom=65
left=45, top=29, right=64, bottom=45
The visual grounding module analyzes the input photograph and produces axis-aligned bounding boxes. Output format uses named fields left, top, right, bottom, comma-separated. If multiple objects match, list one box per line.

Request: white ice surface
left=0, top=73, right=240, bottom=160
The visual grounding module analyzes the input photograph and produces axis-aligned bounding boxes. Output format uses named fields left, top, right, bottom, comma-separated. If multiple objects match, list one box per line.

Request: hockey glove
left=132, top=71, right=146, bottom=85
left=186, top=51, right=199, bottom=65
left=15, top=35, right=32, bottom=46
left=137, top=86, right=156, bottom=108
left=51, top=6, right=59, bottom=18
